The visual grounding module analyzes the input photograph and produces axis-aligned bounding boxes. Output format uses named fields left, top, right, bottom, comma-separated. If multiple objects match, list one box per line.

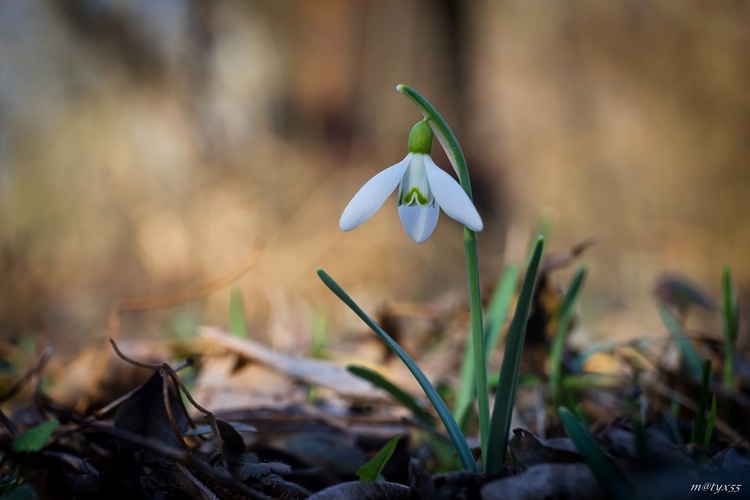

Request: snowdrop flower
left=340, top=121, right=483, bottom=243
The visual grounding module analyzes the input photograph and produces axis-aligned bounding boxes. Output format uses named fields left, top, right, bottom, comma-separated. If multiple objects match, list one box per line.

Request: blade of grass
left=562, top=373, right=619, bottom=390
left=485, top=236, right=544, bottom=473
left=484, top=264, right=521, bottom=359
left=721, top=264, right=739, bottom=391
left=703, top=394, right=717, bottom=449
left=691, top=357, right=712, bottom=445
left=347, top=365, right=435, bottom=427
left=529, top=216, right=553, bottom=259
left=317, top=268, right=477, bottom=471
left=356, top=434, right=400, bottom=481
left=559, top=407, right=632, bottom=500
left=229, top=286, right=249, bottom=338
left=549, top=265, right=588, bottom=408
left=455, top=333, right=476, bottom=430
left=655, top=304, right=703, bottom=382
left=484, top=264, right=519, bottom=358
left=454, top=264, right=519, bottom=426
left=310, top=309, right=329, bottom=359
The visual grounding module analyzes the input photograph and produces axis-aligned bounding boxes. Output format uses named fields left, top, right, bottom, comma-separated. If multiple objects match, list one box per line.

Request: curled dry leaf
left=509, top=428, right=582, bottom=467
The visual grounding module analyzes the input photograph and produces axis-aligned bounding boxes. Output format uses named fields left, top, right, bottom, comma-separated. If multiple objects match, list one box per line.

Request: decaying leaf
left=113, top=369, right=190, bottom=454
left=481, top=462, right=604, bottom=500
left=509, top=428, right=582, bottom=467
left=306, top=480, right=409, bottom=500
left=201, top=326, right=388, bottom=402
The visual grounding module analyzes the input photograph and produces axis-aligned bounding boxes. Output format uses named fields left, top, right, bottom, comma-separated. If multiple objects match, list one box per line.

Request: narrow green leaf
left=559, top=408, right=632, bottom=500
left=529, top=216, right=553, bottom=260
left=549, top=265, right=588, bottom=408
left=317, top=269, right=477, bottom=471
left=455, top=264, right=519, bottom=426
left=655, top=304, right=703, bottom=381
left=484, top=265, right=521, bottom=361
left=561, top=373, right=619, bottom=390
left=485, top=237, right=544, bottom=473
left=692, top=357, right=712, bottom=446
left=347, top=365, right=435, bottom=427
left=703, top=393, right=718, bottom=449
left=12, top=419, right=59, bottom=453
left=455, top=332, right=476, bottom=430
left=229, top=286, right=248, bottom=338
left=722, top=264, right=739, bottom=391
left=662, top=409, right=684, bottom=446
left=356, top=434, right=400, bottom=481
left=310, top=309, right=329, bottom=359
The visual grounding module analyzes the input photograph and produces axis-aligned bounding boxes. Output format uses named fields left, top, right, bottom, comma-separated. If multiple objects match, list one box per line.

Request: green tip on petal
left=408, top=121, right=433, bottom=155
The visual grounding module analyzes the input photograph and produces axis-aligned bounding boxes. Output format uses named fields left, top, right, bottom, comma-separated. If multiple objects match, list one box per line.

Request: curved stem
left=397, top=84, right=488, bottom=469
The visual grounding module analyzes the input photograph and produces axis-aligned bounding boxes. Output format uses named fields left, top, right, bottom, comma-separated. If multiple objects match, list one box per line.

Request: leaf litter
left=1, top=242, right=750, bottom=498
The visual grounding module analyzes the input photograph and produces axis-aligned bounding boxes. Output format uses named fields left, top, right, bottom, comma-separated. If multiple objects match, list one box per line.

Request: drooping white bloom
left=339, top=121, right=483, bottom=243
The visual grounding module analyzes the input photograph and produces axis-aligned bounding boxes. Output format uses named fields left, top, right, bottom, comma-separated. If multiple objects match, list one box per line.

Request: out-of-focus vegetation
left=1, top=0, right=749, bottom=355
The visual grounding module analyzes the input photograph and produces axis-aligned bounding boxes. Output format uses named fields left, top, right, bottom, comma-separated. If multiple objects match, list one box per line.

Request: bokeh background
left=2, top=0, right=749, bottom=358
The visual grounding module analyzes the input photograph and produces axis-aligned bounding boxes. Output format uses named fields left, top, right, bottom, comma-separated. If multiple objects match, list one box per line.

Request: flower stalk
left=396, top=84, right=489, bottom=469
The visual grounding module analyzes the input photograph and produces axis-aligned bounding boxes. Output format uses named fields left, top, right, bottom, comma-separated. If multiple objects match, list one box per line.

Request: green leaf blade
left=356, top=434, right=400, bottom=481
left=722, top=264, right=740, bottom=391
left=229, top=286, right=249, bottom=338
left=12, top=419, right=60, bottom=453
left=549, top=265, right=588, bottom=408
left=485, top=236, right=544, bottom=473
left=317, top=268, right=477, bottom=472
left=347, top=365, right=435, bottom=427
left=559, top=408, right=632, bottom=500
left=655, top=304, right=703, bottom=381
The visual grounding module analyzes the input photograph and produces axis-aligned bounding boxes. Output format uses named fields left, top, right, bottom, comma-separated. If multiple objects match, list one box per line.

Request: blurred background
left=2, top=0, right=749, bottom=359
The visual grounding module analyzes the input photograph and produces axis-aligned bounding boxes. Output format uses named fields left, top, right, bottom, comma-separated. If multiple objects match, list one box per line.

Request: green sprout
left=721, top=264, right=739, bottom=391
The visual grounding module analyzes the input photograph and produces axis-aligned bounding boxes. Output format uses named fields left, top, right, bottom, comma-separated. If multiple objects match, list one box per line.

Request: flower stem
left=397, top=84, right=489, bottom=469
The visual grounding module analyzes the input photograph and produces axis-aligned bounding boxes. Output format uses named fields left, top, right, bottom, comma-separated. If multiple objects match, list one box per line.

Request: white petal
left=424, top=156, right=483, bottom=232
left=398, top=204, right=439, bottom=243
left=340, top=155, right=411, bottom=231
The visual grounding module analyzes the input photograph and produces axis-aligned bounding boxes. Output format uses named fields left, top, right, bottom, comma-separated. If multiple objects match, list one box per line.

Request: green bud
left=407, top=120, right=433, bottom=155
